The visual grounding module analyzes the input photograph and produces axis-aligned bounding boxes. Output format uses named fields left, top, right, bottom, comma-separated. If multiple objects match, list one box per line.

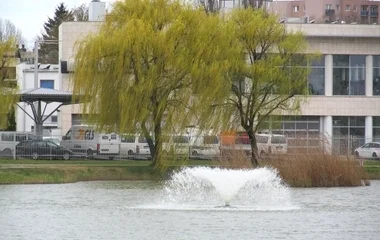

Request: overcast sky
left=0, top=0, right=116, bottom=49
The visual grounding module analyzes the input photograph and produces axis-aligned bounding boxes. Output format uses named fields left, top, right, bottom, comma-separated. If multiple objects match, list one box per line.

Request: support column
left=365, top=116, right=373, bottom=143
left=366, top=55, right=373, bottom=96
left=325, top=55, right=333, bottom=96
left=323, top=116, right=333, bottom=154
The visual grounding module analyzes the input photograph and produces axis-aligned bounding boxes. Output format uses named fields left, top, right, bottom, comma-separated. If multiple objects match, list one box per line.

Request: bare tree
left=72, top=4, right=89, bottom=21
left=0, top=19, right=23, bottom=44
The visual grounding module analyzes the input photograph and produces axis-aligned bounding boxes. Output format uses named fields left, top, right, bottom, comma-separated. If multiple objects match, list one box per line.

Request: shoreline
left=0, top=159, right=378, bottom=186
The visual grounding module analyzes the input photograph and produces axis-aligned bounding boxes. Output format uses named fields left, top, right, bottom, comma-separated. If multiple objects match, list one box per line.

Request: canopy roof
left=18, top=88, right=76, bottom=105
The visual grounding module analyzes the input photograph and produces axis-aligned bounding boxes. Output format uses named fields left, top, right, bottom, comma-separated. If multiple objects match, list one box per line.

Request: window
left=336, top=5, right=340, bottom=11
left=121, top=134, right=135, bottom=143
left=138, top=136, right=147, bottom=143
left=40, top=80, right=54, bottom=89
left=102, top=135, right=109, bottom=140
left=293, top=6, right=300, bottom=12
left=374, top=117, right=380, bottom=142
left=1, top=133, right=14, bottom=141
left=346, top=5, right=351, bottom=11
left=111, top=134, right=117, bottom=140
left=333, top=55, right=365, bottom=95
left=374, top=56, right=380, bottom=95
left=353, top=5, right=358, bottom=12
left=308, top=56, right=325, bottom=95
left=203, top=136, right=219, bottom=144
left=333, top=116, right=365, bottom=154
left=262, top=116, right=321, bottom=152
left=325, top=4, right=332, bottom=10
left=51, top=116, right=58, bottom=123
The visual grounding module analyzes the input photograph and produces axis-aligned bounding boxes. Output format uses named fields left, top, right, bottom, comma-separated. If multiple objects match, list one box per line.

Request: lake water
left=0, top=177, right=379, bottom=239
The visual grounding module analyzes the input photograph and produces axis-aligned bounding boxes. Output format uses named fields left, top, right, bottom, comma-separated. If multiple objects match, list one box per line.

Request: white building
left=16, top=63, right=62, bottom=137
left=58, top=4, right=380, bottom=154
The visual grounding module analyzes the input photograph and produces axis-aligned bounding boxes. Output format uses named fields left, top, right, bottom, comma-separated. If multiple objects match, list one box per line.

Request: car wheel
left=87, top=149, right=94, bottom=159
left=355, top=151, right=360, bottom=158
left=3, top=148, right=12, bottom=157
left=372, top=152, right=378, bottom=159
left=127, top=150, right=133, bottom=156
left=192, top=150, right=198, bottom=156
left=63, top=152, right=70, bottom=160
left=32, top=152, right=38, bottom=160
left=260, top=151, right=268, bottom=159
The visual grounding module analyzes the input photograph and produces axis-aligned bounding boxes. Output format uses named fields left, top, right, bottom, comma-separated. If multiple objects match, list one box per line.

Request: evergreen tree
left=39, top=3, right=73, bottom=64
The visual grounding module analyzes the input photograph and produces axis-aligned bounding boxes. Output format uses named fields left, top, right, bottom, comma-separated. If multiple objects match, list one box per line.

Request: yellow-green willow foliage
left=224, top=9, right=315, bottom=167
left=72, top=0, right=237, bottom=168
left=0, top=37, right=19, bottom=129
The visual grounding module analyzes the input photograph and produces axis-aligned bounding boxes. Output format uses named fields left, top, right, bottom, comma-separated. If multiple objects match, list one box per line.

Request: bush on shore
left=215, top=150, right=370, bottom=187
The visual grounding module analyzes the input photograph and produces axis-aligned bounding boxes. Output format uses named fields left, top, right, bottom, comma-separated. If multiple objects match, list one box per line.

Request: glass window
left=332, top=116, right=365, bottom=154
left=102, top=135, right=109, bottom=140
left=47, top=141, right=57, bottom=147
left=374, top=56, right=380, bottom=96
left=173, top=136, right=189, bottom=144
left=308, top=56, right=325, bottom=95
left=256, top=135, right=269, bottom=144
left=203, top=136, right=218, bottom=144
left=333, top=55, right=365, bottom=95
left=138, top=136, right=147, bottom=143
left=271, top=136, right=287, bottom=144
left=1, top=134, right=14, bottom=141
left=121, top=135, right=135, bottom=143
left=40, top=80, right=54, bottom=89
left=51, top=116, right=58, bottom=123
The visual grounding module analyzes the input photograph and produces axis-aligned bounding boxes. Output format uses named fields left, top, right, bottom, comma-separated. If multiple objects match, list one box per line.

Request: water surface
left=0, top=180, right=379, bottom=240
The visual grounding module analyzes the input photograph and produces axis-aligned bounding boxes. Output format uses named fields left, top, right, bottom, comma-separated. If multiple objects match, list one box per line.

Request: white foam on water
left=132, top=166, right=298, bottom=211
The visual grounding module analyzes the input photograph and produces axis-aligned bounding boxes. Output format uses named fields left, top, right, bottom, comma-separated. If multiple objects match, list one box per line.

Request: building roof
left=18, top=88, right=76, bottom=104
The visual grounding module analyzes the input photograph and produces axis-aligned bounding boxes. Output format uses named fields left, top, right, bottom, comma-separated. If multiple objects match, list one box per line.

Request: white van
left=162, top=135, right=190, bottom=156
left=0, top=131, right=36, bottom=157
left=256, top=134, right=288, bottom=155
left=220, top=132, right=287, bottom=157
left=61, top=125, right=120, bottom=159
left=190, top=134, right=220, bottom=159
left=119, top=134, right=151, bottom=159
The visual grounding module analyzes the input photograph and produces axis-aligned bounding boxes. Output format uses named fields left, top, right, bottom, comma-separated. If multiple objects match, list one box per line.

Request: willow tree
left=72, top=0, right=236, bottom=168
left=0, top=19, right=21, bottom=129
left=225, top=9, right=312, bottom=167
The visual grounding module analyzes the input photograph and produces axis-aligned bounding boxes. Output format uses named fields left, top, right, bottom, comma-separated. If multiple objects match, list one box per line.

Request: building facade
left=270, top=0, right=380, bottom=24
left=16, top=63, right=61, bottom=137
left=58, top=14, right=380, bottom=154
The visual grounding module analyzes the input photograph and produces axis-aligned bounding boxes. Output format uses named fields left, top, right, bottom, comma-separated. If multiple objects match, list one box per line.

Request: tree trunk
left=246, top=129, right=260, bottom=167
left=152, top=121, right=162, bottom=168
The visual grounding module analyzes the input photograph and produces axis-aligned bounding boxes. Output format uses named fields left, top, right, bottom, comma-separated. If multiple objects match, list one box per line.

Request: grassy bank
left=0, top=157, right=378, bottom=186
left=0, top=159, right=213, bottom=184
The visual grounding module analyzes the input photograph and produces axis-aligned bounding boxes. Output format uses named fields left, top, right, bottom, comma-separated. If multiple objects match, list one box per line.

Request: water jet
left=163, top=166, right=292, bottom=210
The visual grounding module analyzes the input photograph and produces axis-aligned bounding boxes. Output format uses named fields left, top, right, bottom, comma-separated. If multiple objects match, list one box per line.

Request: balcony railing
left=370, top=11, right=378, bottom=16
left=325, top=9, right=335, bottom=16
left=361, top=10, right=369, bottom=16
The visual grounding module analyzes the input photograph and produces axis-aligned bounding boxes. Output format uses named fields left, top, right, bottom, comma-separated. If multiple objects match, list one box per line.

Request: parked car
left=16, top=140, right=73, bottom=160
left=43, top=137, right=61, bottom=146
left=354, top=142, right=380, bottom=159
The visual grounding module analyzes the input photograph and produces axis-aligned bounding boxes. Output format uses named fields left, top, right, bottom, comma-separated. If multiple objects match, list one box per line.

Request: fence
left=0, top=132, right=376, bottom=160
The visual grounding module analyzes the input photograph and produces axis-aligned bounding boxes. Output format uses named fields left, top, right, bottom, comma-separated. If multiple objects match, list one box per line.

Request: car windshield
left=46, top=141, right=58, bottom=147
left=271, top=136, right=287, bottom=144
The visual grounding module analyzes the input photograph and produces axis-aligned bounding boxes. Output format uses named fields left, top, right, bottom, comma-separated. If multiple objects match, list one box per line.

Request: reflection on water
left=0, top=180, right=379, bottom=240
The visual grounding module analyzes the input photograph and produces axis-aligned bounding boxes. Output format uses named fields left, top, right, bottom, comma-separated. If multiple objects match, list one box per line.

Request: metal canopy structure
left=16, top=88, right=77, bottom=137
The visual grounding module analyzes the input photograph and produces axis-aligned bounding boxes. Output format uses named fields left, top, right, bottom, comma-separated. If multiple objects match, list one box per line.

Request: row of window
left=307, top=55, right=380, bottom=96
left=293, top=4, right=378, bottom=13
